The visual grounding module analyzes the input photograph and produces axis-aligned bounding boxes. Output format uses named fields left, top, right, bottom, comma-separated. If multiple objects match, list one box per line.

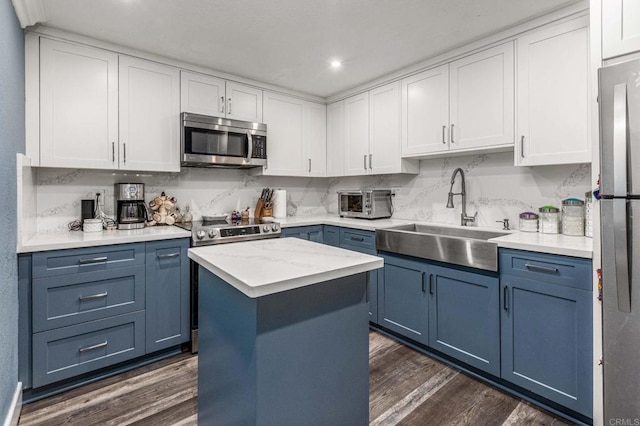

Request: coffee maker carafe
left=115, top=183, right=147, bottom=230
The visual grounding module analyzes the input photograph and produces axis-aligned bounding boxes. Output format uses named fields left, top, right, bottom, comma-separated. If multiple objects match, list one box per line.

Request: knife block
left=254, top=198, right=265, bottom=218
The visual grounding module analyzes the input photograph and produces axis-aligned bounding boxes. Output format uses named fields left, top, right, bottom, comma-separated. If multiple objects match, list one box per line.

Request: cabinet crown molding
left=11, top=0, right=46, bottom=28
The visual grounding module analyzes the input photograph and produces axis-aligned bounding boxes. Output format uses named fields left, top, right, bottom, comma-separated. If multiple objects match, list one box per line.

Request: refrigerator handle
left=613, top=84, right=628, bottom=197
left=613, top=198, right=632, bottom=313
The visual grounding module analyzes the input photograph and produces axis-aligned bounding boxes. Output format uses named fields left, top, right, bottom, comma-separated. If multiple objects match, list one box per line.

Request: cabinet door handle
left=503, top=286, right=509, bottom=311
left=79, top=341, right=108, bottom=353
left=308, top=158, right=311, bottom=173
left=123, top=143, right=127, bottom=164
left=78, top=256, right=108, bottom=265
left=421, top=272, right=426, bottom=293
left=157, top=252, right=180, bottom=259
left=350, top=236, right=365, bottom=242
left=228, top=97, right=232, bottom=115
left=369, top=153, right=373, bottom=170
left=450, top=124, right=455, bottom=143
left=112, top=142, right=115, bottom=163
left=79, top=291, right=108, bottom=301
left=220, top=96, right=225, bottom=114
left=442, top=125, right=447, bottom=144
left=429, top=274, right=434, bottom=295
left=520, top=136, right=525, bottom=158
left=524, top=263, right=558, bottom=274
left=364, top=154, right=367, bottom=170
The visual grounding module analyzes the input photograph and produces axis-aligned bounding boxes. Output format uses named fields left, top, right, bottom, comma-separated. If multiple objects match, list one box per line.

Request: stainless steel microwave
left=338, top=189, right=393, bottom=219
left=181, top=113, right=267, bottom=168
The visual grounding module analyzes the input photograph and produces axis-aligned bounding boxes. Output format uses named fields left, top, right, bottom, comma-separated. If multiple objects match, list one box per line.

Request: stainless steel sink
left=375, top=224, right=509, bottom=271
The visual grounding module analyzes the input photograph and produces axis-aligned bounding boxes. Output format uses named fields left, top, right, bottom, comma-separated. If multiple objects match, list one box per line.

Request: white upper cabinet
left=603, top=0, right=640, bottom=59
left=180, top=71, right=263, bottom=122
left=119, top=56, right=181, bottom=172
left=401, top=42, right=514, bottom=158
left=40, top=38, right=119, bottom=169
left=344, top=83, right=418, bottom=176
left=226, top=82, right=263, bottom=123
left=180, top=71, right=225, bottom=117
left=304, top=102, right=327, bottom=177
left=516, top=16, right=589, bottom=166
left=326, top=101, right=345, bottom=177
left=370, top=82, right=417, bottom=174
left=401, top=64, right=449, bottom=156
left=261, top=91, right=325, bottom=176
left=344, top=92, right=370, bottom=176
left=449, top=42, right=514, bottom=150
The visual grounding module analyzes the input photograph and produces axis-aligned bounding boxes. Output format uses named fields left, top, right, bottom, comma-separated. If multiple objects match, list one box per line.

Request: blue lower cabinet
left=428, top=265, right=500, bottom=376
left=500, top=275, right=592, bottom=417
left=368, top=270, right=379, bottom=323
left=32, top=311, right=146, bottom=387
left=281, top=225, right=324, bottom=244
left=378, top=254, right=429, bottom=345
left=323, top=225, right=340, bottom=247
left=145, top=239, right=190, bottom=352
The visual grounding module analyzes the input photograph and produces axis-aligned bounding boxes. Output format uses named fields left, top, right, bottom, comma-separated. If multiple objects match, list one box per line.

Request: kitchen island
left=188, top=238, right=383, bottom=426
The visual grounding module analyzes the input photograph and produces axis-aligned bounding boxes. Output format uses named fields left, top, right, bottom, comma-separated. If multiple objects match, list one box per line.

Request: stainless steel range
left=178, top=218, right=281, bottom=246
left=174, top=218, right=281, bottom=353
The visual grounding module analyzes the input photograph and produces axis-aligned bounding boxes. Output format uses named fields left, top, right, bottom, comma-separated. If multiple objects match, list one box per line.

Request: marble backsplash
left=32, top=151, right=591, bottom=233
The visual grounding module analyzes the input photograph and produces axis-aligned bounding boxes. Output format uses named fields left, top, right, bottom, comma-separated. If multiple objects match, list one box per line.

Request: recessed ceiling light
left=330, top=60, right=342, bottom=70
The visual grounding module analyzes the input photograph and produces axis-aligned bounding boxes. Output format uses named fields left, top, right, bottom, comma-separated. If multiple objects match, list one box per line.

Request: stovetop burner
left=175, top=218, right=281, bottom=245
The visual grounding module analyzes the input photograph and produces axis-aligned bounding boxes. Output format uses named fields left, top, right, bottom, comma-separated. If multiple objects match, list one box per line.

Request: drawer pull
left=79, top=292, right=108, bottom=301
left=350, top=236, right=365, bottom=242
left=524, top=263, right=558, bottom=274
left=79, top=341, right=108, bottom=353
left=157, top=252, right=180, bottom=259
left=78, top=256, right=108, bottom=265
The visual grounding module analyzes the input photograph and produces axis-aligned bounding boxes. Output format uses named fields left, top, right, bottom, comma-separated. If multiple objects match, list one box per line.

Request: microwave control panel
left=252, top=135, right=267, bottom=159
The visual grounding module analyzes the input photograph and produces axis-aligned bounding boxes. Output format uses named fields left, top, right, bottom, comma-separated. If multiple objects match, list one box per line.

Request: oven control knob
left=196, top=230, right=206, bottom=240
left=271, top=224, right=280, bottom=232
left=263, top=225, right=270, bottom=232
left=208, top=229, right=219, bottom=238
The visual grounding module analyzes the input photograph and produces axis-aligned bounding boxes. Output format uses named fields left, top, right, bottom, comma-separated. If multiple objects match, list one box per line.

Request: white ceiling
left=37, top=0, right=582, bottom=98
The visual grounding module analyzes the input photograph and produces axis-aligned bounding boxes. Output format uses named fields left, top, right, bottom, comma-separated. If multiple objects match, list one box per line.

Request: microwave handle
left=246, top=131, right=253, bottom=160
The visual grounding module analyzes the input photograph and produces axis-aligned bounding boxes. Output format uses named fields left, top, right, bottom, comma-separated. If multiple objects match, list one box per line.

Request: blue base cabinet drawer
left=281, top=226, right=324, bottom=243
left=32, top=243, right=146, bottom=278
left=32, top=311, right=146, bottom=387
left=499, top=249, right=591, bottom=290
left=339, top=228, right=376, bottom=252
left=32, top=265, right=145, bottom=332
left=324, top=226, right=340, bottom=247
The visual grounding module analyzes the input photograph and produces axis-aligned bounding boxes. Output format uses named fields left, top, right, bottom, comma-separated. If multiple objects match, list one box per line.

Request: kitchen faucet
left=446, top=168, right=477, bottom=226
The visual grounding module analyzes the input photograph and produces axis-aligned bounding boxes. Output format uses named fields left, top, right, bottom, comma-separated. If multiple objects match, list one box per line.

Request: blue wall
left=0, top=0, right=24, bottom=420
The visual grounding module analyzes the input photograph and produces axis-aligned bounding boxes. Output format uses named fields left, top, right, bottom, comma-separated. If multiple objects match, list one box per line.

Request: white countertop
left=188, top=237, right=383, bottom=298
left=488, top=232, right=593, bottom=259
left=278, top=214, right=593, bottom=258
left=18, top=226, right=191, bottom=253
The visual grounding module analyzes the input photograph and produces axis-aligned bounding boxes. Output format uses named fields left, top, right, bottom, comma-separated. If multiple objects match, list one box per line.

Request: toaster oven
left=338, top=190, right=393, bottom=219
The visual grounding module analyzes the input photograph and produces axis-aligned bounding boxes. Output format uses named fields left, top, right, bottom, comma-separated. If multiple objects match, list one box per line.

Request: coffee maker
left=115, top=183, right=147, bottom=230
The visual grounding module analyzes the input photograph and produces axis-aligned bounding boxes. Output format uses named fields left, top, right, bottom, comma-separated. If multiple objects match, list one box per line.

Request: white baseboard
left=3, top=382, right=22, bottom=426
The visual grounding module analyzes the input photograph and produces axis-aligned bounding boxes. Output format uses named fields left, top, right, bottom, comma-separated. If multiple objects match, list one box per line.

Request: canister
left=539, top=206, right=561, bottom=234
left=585, top=191, right=593, bottom=238
left=519, top=212, right=539, bottom=232
left=562, top=198, right=585, bottom=236
left=83, top=218, right=103, bottom=233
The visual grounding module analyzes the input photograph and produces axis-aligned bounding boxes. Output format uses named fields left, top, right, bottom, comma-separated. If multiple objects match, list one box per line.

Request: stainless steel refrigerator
left=600, top=58, right=640, bottom=422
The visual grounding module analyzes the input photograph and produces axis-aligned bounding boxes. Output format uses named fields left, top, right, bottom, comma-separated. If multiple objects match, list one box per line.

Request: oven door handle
left=246, top=131, right=253, bottom=161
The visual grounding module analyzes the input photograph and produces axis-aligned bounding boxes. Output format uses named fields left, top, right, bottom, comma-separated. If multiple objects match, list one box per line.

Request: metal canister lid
left=539, top=205, right=559, bottom=213
left=519, top=212, right=539, bottom=219
left=562, top=198, right=584, bottom=206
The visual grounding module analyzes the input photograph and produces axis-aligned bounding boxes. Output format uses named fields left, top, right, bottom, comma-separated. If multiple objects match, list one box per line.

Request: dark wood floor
left=19, top=331, right=569, bottom=425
